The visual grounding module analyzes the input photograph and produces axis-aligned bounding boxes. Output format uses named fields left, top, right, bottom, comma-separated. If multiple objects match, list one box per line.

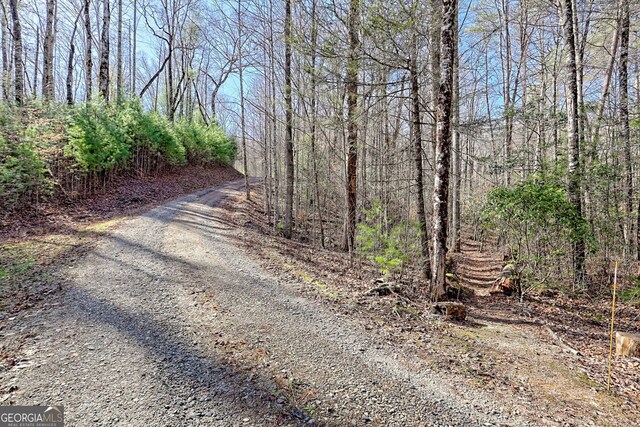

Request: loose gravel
left=0, top=180, right=531, bottom=426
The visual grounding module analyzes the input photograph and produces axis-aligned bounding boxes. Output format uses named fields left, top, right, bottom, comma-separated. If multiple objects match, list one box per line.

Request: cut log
left=431, top=302, right=467, bottom=320
left=616, top=332, right=640, bottom=357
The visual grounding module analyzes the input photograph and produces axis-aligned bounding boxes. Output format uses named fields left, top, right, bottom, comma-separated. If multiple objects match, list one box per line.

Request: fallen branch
left=544, top=325, right=579, bottom=355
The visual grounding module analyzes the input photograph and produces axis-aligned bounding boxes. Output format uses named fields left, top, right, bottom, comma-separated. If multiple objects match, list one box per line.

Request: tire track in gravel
left=0, top=179, right=530, bottom=426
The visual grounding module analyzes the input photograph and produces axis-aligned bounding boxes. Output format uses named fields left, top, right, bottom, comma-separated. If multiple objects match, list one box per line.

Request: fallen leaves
left=220, top=184, right=640, bottom=426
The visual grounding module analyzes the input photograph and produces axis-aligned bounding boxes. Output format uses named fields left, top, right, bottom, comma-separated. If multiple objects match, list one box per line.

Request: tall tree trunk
left=502, top=0, right=512, bottom=186
left=430, top=0, right=442, bottom=159
left=619, top=0, right=631, bottom=256
left=262, top=45, right=271, bottom=221
left=167, top=40, right=174, bottom=121
left=431, top=0, right=457, bottom=301
left=84, top=0, right=93, bottom=101
left=33, top=27, right=39, bottom=99
left=42, top=0, right=56, bottom=101
left=269, top=0, right=279, bottom=225
left=98, top=0, right=110, bottom=101
left=343, top=0, right=360, bottom=252
left=8, top=0, right=23, bottom=105
left=283, top=0, right=294, bottom=239
left=560, top=0, right=585, bottom=284
left=67, top=18, right=79, bottom=105
left=237, top=0, right=249, bottom=199
left=116, top=0, right=123, bottom=102
left=309, top=0, right=324, bottom=247
left=450, top=0, right=461, bottom=253
left=132, top=0, right=137, bottom=93
left=536, top=40, right=546, bottom=171
left=410, top=36, right=430, bottom=280
left=591, top=8, right=620, bottom=150
left=1, top=3, right=9, bottom=101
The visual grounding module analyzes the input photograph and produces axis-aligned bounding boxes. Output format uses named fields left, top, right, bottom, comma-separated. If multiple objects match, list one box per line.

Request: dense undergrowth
left=0, top=99, right=237, bottom=207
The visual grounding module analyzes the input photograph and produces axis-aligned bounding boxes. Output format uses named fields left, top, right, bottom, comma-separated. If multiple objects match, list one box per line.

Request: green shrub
left=0, top=135, right=52, bottom=206
left=117, top=100, right=185, bottom=165
left=1, top=99, right=237, bottom=206
left=481, top=177, right=593, bottom=294
left=357, top=200, right=419, bottom=277
left=174, top=119, right=237, bottom=165
left=65, top=100, right=130, bottom=172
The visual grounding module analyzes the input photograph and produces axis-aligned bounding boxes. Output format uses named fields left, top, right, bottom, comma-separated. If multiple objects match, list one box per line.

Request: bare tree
left=283, top=0, right=294, bottom=238
left=237, top=0, right=249, bottom=199
left=410, top=34, right=430, bottom=279
left=343, top=0, right=360, bottom=251
left=560, top=0, right=585, bottom=283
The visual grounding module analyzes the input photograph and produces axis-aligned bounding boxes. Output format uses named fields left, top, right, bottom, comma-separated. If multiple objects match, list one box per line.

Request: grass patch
left=291, top=268, right=341, bottom=300
left=0, top=217, right=123, bottom=313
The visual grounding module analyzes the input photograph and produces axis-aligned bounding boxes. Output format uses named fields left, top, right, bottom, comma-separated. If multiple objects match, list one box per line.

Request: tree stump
left=490, top=263, right=516, bottom=296
left=431, top=302, right=467, bottom=321
left=616, top=332, right=640, bottom=357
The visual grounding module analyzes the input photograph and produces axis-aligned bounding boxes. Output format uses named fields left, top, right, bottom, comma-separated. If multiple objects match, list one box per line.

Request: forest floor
left=217, top=184, right=639, bottom=426
left=0, top=178, right=638, bottom=426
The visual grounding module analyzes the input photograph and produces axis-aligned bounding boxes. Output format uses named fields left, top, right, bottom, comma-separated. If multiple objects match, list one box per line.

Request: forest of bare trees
left=1, top=0, right=640, bottom=301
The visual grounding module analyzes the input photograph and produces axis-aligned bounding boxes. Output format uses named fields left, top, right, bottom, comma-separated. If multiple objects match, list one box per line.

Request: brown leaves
left=1, top=165, right=242, bottom=242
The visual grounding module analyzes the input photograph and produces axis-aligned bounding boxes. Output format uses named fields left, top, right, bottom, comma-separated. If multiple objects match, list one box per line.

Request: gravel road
left=0, top=180, right=530, bottom=426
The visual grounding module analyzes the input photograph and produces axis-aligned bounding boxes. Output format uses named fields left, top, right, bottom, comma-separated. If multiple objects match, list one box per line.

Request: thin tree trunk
left=430, top=0, right=442, bottom=159
left=8, top=0, right=23, bottom=105
left=33, top=27, right=39, bottom=99
left=1, top=3, right=9, bottom=101
left=132, top=0, right=137, bottom=93
left=619, top=0, right=631, bottom=256
left=283, top=0, right=294, bottom=239
left=502, top=0, right=513, bottom=186
left=343, top=0, right=360, bottom=252
left=269, top=0, right=279, bottom=225
left=116, top=0, right=123, bottom=102
left=167, top=40, right=174, bottom=121
left=450, top=0, right=461, bottom=253
left=84, top=0, right=93, bottom=101
left=67, top=16, right=80, bottom=105
left=237, top=0, right=249, bottom=199
left=262, top=45, right=271, bottom=220
left=560, top=0, right=585, bottom=284
left=42, top=0, right=56, bottom=101
left=309, top=0, right=324, bottom=247
left=410, top=37, right=431, bottom=279
left=98, top=0, right=110, bottom=101
left=591, top=6, right=620, bottom=150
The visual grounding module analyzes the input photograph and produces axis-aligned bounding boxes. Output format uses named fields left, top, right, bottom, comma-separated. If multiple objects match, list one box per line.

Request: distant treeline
left=0, top=99, right=237, bottom=207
